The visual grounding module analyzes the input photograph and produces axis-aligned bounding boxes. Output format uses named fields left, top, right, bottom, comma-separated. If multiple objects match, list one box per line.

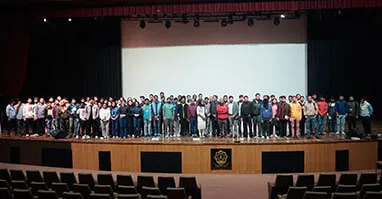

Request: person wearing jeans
left=289, top=96, right=302, bottom=138
left=187, top=99, right=198, bottom=137
left=228, top=96, right=239, bottom=138
left=359, top=97, right=373, bottom=135
left=6, top=99, right=17, bottom=135
left=178, top=96, right=189, bottom=137
left=241, top=96, right=253, bottom=138
left=131, top=101, right=143, bottom=137
left=304, top=96, right=319, bottom=138
left=68, top=98, right=79, bottom=138
left=317, top=96, right=328, bottom=135
left=173, top=98, right=180, bottom=137
left=277, top=96, right=290, bottom=138
left=143, top=99, right=152, bottom=137
left=15, top=99, right=25, bottom=135
left=260, top=96, right=272, bottom=139
left=216, top=98, right=228, bottom=137
left=151, top=95, right=162, bottom=137
left=162, top=98, right=174, bottom=137
left=99, top=103, right=110, bottom=139
left=252, top=93, right=263, bottom=138
left=335, top=95, right=348, bottom=135
left=119, top=101, right=128, bottom=138
left=110, top=102, right=120, bottom=138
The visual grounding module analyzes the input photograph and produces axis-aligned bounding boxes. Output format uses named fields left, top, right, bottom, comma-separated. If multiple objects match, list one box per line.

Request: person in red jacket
left=317, top=96, right=328, bottom=135
left=216, top=98, right=228, bottom=137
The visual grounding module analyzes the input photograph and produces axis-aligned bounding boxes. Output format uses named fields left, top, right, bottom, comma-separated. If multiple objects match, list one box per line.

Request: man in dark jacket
left=209, top=95, right=218, bottom=137
left=277, top=96, right=291, bottom=138
left=177, top=96, right=189, bottom=136
left=347, top=96, right=359, bottom=131
left=241, top=96, right=253, bottom=138
left=252, top=93, right=263, bottom=138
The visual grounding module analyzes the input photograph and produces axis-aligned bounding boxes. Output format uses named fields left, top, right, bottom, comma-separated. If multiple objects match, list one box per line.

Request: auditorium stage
left=0, top=135, right=379, bottom=174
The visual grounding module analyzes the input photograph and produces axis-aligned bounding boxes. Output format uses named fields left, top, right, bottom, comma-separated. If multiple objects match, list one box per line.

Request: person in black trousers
left=240, top=96, right=253, bottom=138
left=277, top=96, right=290, bottom=138
left=177, top=96, right=189, bottom=136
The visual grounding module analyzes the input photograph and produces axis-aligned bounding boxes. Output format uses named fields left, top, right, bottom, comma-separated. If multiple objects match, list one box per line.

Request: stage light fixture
left=182, top=13, right=188, bottom=23
left=247, top=18, right=254, bottom=27
left=153, top=14, right=159, bottom=20
left=68, top=18, right=72, bottom=22
left=221, top=18, right=228, bottom=27
left=280, top=14, right=285, bottom=19
left=43, top=18, right=47, bottom=22
left=139, top=20, right=146, bottom=29
left=228, top=14, right=234, bottom=24
left=273, top=16, right=280, bottom=26
left=194, top=19, right=200, bottom=27
left=165, top=19, right=171, bottom=29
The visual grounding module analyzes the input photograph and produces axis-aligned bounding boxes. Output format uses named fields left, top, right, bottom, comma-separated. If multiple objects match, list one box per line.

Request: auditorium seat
left=51, top=182, right=70, bottom=197
left=10, top=169, right=27, bottom=181
left=312, top=186, right=331, bottom=195
left=117, top=194, right=141, bottom=199
left=358, top=173, right=378, bottom=188
left=97, top=174, right=116, bottom=191
left=158, top=176, right=176, bottom=195
left=0, top=187, right=12, bottom=199
left=0, top=169, right=12, bottom=183
left=167, top=187, right=190, bottom=199
left=43, top=171, right=60, bottom=188
left=90, top=193, right=112, bottom=199
left=331, top=192, right=357, bottom=199
left=26, top=170, right=44, bottom=184
left=179, top=176, right=201, bottom=199
left=30, top=181, right=48, bottom=195
left=302, top=191, right=329, bottom=199
left=72, top=183, right=92, bottom=199
left=280, top=186, right=307, bottom=199
left=268, top=175, right=294, bottom=199
left=13, top=188, right=36, bottom=199
left=137, top=176, right=155, bottom=194
left=60, top=172, right=77, bottom=190
left=63, top=192, right=85, bottom=199
left=37, top=189, right=60, bottom=199
left=0, top=179, right=11, bottom=190
left=358, top=184, right=381, bottom=199
left=296, top=175, right=315, bottom=190
left=142, top=186, right=161, bottom=199
left=316, top=174, right=336, bottom=191
left=336, top=185, right=357, bottom=193
left=79, top=173, right=96, bottom=190
left=117, top=185, right=138, bottom=194
left=338, top=174, right=357, bottom=186
left=94, top=184, right=114, bottom=199
left=147, top=195, right=168, bottom=199
left=11, top=180, right=29, bottom=189
left=117, top=175, right=135, bottom=187
left=362, top=191, right=382, bottom=199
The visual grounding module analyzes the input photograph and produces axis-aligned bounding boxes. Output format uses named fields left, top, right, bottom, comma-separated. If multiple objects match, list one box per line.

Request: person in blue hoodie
left=110, top=101, right=120, bottom=138
left=260, top=96, right=273, bottom=139
left=335, top=95, right=348, bottom=135
left=131, top=101, right=143, bottom=138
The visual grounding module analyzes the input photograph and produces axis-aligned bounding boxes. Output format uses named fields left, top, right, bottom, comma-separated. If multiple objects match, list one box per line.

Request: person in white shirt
left=99, top=103, right=110, bottom=139
left=77, top=102, right=89, bottom=139
left=197, top=99, right=206, bottom=138
left=23, top=98, right=35, bottom=136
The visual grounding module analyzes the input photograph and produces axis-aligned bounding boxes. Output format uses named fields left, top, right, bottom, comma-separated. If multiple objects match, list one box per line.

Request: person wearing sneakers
left=99, top=103, right=110, bottom=139
left=289, top=96, right=302, bottom=138
left=317, top=96, right=328, bottom=135
left=260, top=95, right=272, bottom=139
left=304, top=96, right=319, bottom=139
left=335, top=95, right=348, bottom=135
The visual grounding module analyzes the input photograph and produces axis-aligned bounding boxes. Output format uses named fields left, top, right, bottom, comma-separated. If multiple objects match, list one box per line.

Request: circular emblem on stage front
left=214, top=150, right=228, bottom=165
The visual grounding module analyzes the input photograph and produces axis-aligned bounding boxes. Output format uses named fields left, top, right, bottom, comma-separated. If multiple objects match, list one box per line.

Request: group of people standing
left=5, top=92, right=373, bottom=140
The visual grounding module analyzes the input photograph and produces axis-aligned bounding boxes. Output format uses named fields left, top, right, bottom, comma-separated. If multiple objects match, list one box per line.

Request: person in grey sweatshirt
left=35, top=98, right=47, bottom=135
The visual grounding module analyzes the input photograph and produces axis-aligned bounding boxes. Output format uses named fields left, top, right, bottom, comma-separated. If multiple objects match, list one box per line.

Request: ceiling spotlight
left=228, top=14, right=234, bottom=24
left=182, top=13, right=189, bottom=24
left=68, top=18, right=72, bottom=22
left=273, top=16, right=280, bottom=26
left=165, top=19, right=171, bottom=29
left=247, top=18, right=254, bottom=27
left=193, top=20, right=200, bottom=27
left=280, top=14, right=285, bottom=19
left=139, top=20, right=146, bottom=29
left=221, top=18, right=228, bottom=27
left=43, top=18, right=47, bottom=22
left=153, top=14, right=159, bottom=20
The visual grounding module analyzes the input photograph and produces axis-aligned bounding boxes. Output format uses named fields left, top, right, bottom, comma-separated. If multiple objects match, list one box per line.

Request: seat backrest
left=167, top=187, right=187, bottom=199
left=303, top=191, right=330, bottom=199
left=138, top=176, right=155, bottom=187
left=158, top=176, right=176, bottom=195
left=0, top=179, right=11, bottom=190
left=30, top=181, right=48, bottom=195
left=117, top=185, right=138, bottom=194
left=26, top=170, right=43, bottom=183
left=362, top=191, right=382, bottom=199
left=63, top=191, right=85, bottom=199
left=336, top=185, right=357, bottom=193
left=332, top=192, right=358, bottom=199
left=37, top=189, right=59, bottom=199
left=147, top=195, right=168, bottom=199
left=51, top=182, right=70, bottom=197
left=94, top=184, right=114, bottom=198
left=60, top=172, right=77, bottom=190
left=179, top=176, right=197, bottom=189
left=358, top=173, right=378, bottom=186
left=338, top=174, right=358, bottom=185
left=10, top=170, right=26, bottom=181
left=97, top=174, right=115, bottom=190
left=0, top=187, right=12, bottom=199
left=11, top=180, right=29, bottom=189
left=275, top=175, right=294, bottom=188
left=142, top=186, right=161, bottom=199
left=0, top=169, right=12, bottom=183
left=286, top=187, right=308, bottom=199
left=72, top=183, right=92, bottom=199
left=296, top=175, right=315, bottom=189
left=13, top=188, right=34, bottom=199
left=90, top=193, right=112, bottom=199
left=117, top=194, right=141, bottom=199
left=312, top=186, right=331, bottom=194
left=79, top=173, right=96, bottom=190
left=43, top=171, right=60, bottom=188
left=317, top=174, right=336, bottom=189
left=117, top=175, right=135, bottom=186
left=359, top=184, right=381, bottom=199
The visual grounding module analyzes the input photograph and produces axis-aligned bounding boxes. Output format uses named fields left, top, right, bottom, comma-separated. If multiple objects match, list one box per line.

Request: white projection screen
left=122, top=17, right=307, bottom=99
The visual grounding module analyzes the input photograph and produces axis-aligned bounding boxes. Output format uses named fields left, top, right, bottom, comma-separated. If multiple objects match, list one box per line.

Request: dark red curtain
left=37, top=0, right=382, bottom=18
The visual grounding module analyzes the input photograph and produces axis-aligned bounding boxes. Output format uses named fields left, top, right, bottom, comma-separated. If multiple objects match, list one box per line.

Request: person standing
left=187, top=99, right=198, bottom=137
left=359, top=97, right=373, bottom=135
left=77, top=102, right=88, bottom=139
left=252, top=93, right=263, bottom=138
left=241, top=96, right=253, bottom=138
left=204, top=97, right=212, bottom=136
left=197, top=99, right=206, bottom=138
left=151, top=95, right=162, bottom=137
left=289, top=96, right=302, bottom=138
left=317, top=96, right=328, bottom=135
left=327, top=97, right=337, bottom=134
left=126, top=100, right=134, bottom=137
left=237, top=95, right=244, bottom=137
left=91, top=101, right=100, bottom=138
left=132, top=101, right=143, bottom=138
left=335, top=95, right=348, bottom=135
left=110, top=101, right=120, bottom=138
left=260, top=96, right=272, bottom=139
left=142, top=99, right=152, bottom=137
left=271, top=98, right=279, bottom=138
left=119, top=101, right=128, bottom=138
left=228, top=96, right=239, bottom=138
left=277, top=96, right=290, bottom=138
left=216, top=98, right=229, bottom=137
left=68, top=98, right=79, bottom=138
left=58, top=100, right=70, bottom=136
left=35, top=98, right=47, bottom=136
left=173, top=98, right=180, bottom=137
left=299, top=96, right=306, bottom=136
left=99, top=103, right=110, bottom=139
left=23, top=98, right=35, bottom=136
left=162, top=97, right=175, bottom=137
left=6, top=99, right=17, bottom=136
left=15, top=99, right=25, bottom=136
left=304, top=96, right=319, bottom=139
left=347, top=96, right=359, bottom=131
left=210, top=95, right=218, bottom=136
left=178, top=96, right=189, bottom=137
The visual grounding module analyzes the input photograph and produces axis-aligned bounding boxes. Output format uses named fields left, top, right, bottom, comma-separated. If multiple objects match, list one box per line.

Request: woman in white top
left=197, top=99, right=206, bottom=138
left=99, top=103, right=111, bottom=139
